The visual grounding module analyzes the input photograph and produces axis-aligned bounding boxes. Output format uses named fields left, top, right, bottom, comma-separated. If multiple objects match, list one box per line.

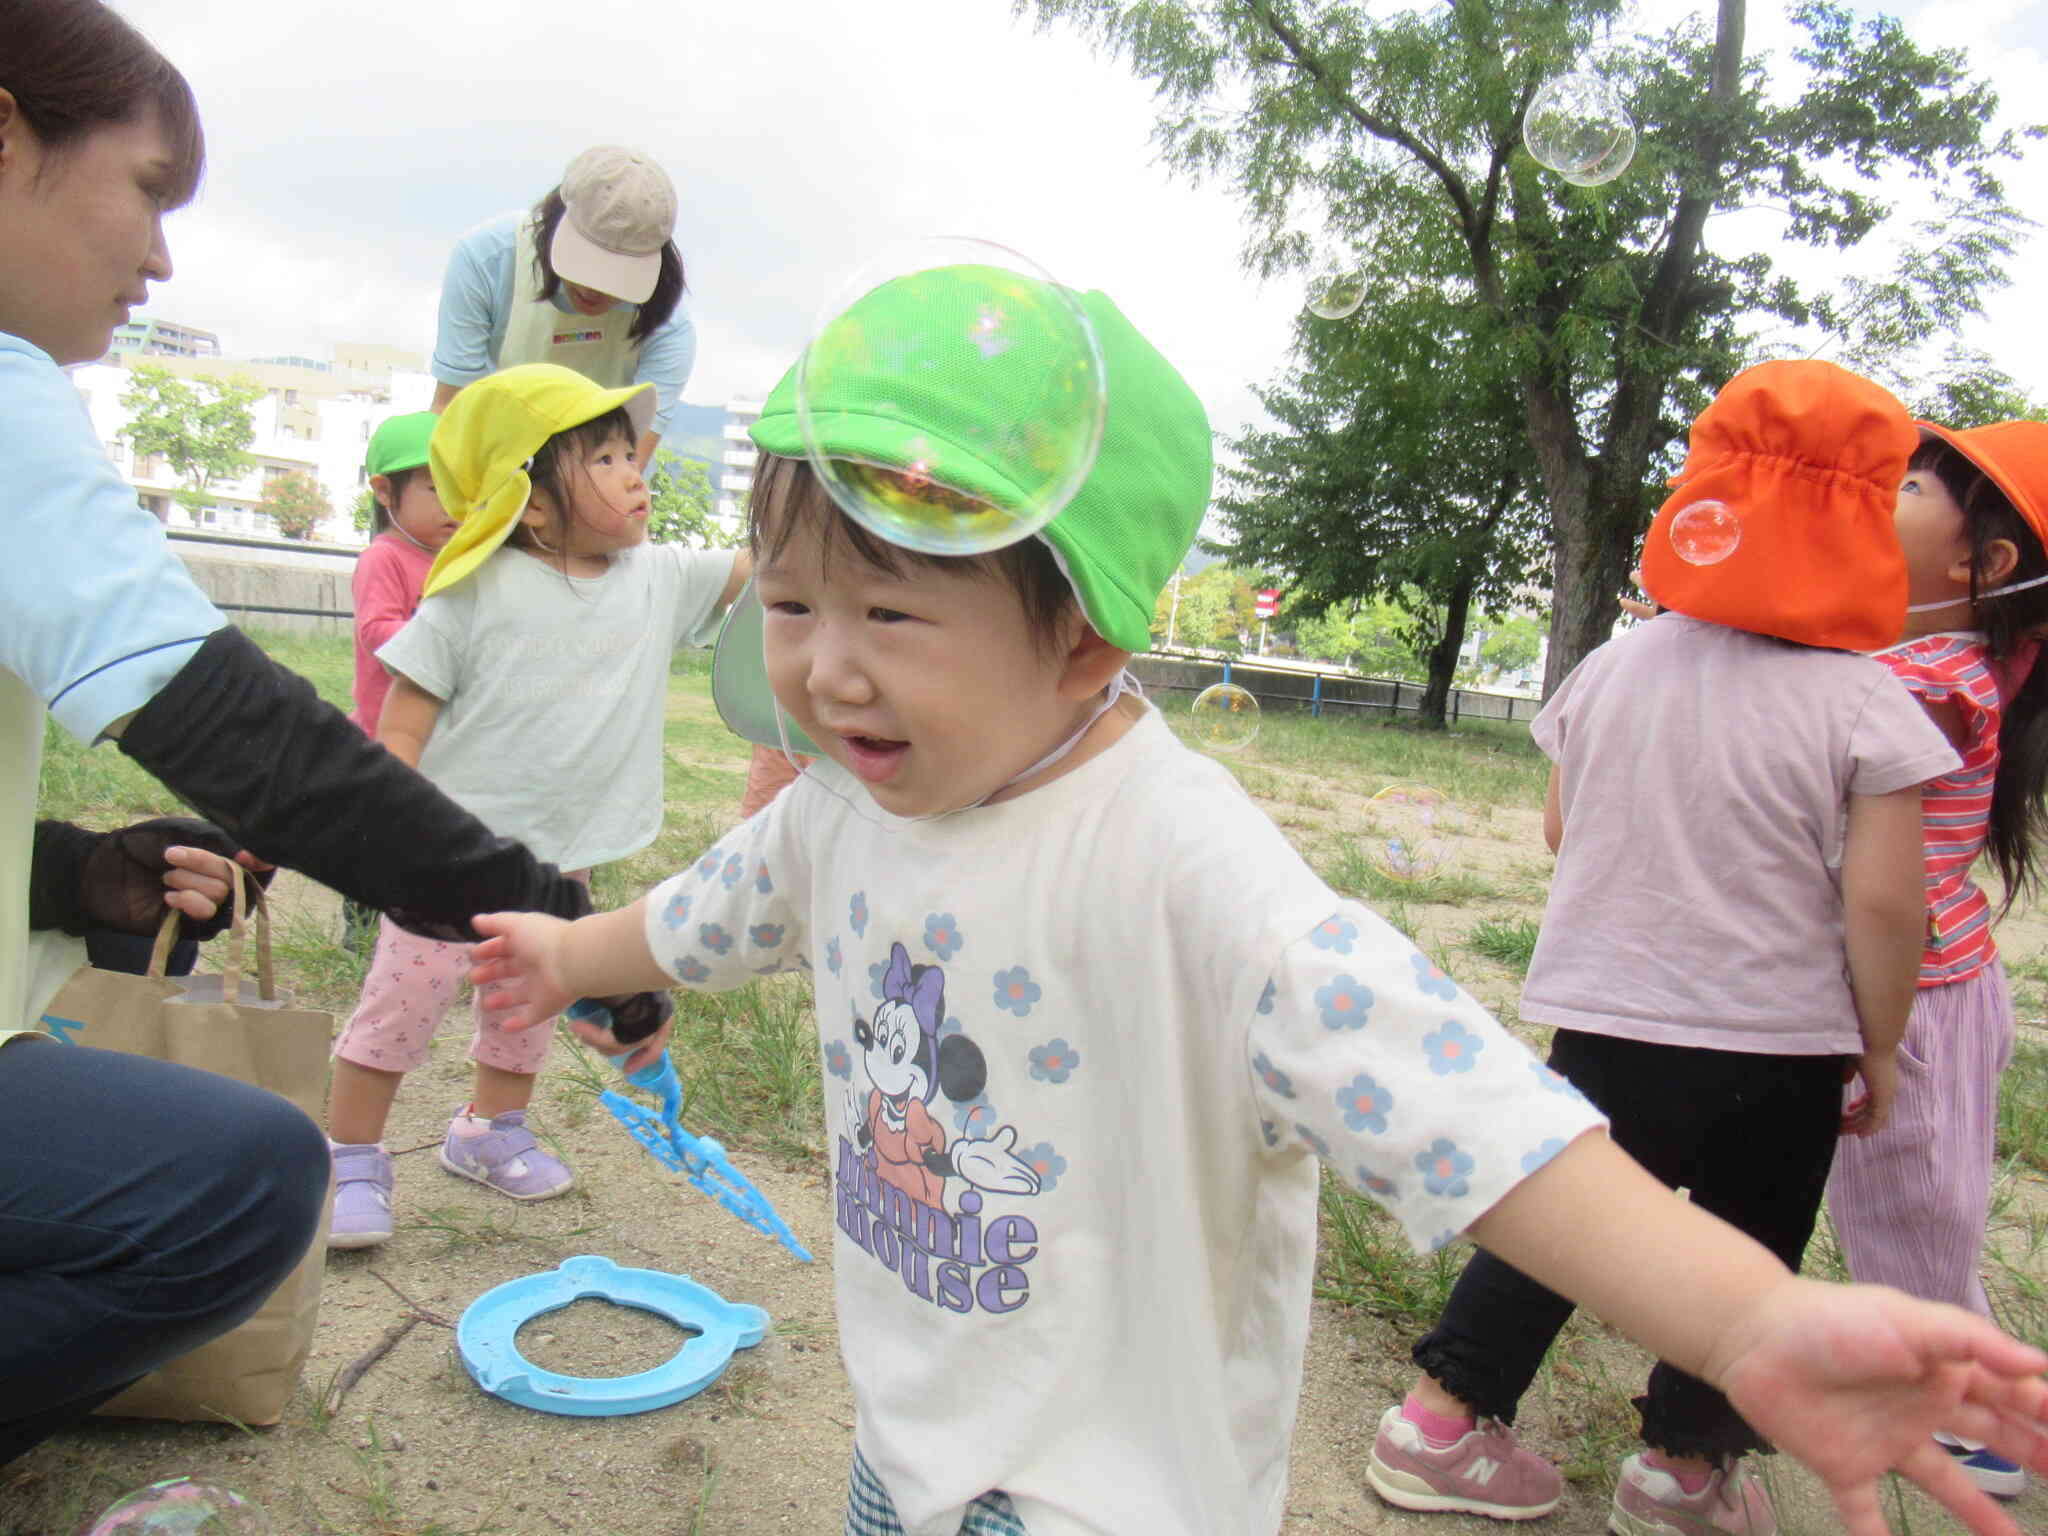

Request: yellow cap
left=423, top=363, right=655, bottom=597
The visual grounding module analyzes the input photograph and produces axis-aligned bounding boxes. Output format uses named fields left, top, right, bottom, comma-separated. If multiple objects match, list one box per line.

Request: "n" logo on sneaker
left=1467, top=1456, right=1501, bottom=1486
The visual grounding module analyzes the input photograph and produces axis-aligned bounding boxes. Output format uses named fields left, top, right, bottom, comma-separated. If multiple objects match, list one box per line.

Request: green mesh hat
left=365, top=410, right=437, bottom=477
left=748, top=268, right=1213, bottom=652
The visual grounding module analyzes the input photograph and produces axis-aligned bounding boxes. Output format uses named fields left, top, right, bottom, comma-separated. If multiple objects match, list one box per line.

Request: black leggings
left=0, top=1040, right=328, bottom=1463
left=1411, top=1029, right=1845, bottom=1458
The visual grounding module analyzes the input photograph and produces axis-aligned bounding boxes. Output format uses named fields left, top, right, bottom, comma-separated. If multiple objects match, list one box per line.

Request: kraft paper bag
left=39, top=867, right=334, bottom=1426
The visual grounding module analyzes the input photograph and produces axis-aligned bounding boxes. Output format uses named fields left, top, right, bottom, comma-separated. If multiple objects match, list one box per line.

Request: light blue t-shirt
left=430, top=211, right=697, bottom=437
left=1, top=332, right=221, bottom=742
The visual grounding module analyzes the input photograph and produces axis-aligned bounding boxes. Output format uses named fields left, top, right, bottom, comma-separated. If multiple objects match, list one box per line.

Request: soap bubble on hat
left=793, top=236, right=1108, bottom=556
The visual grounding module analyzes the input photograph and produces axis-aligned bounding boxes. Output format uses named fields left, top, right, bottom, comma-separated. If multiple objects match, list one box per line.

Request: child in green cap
left=350, top=410, right=456, bottom=738
left=467, top=271, right=2048, bottom=1536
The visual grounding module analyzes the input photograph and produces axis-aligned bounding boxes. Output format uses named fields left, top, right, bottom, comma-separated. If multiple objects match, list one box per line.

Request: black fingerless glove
left=586, top=988, right=675, bottom=1047
left=118, top=627, right=593, bottom=940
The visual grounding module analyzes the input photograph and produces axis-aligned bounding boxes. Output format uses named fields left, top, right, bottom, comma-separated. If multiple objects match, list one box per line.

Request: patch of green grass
left=1996, top=1038, right=2048, bottom=1172
left=1314, top=1170, right=1466, bottom=1321
left=1316, top=836, right=1500, bottom=907
left=1464, top=915, right=1542, bottom=976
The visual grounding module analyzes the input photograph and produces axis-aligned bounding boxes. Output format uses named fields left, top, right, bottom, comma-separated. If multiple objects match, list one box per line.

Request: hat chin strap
left=1905, top=569, right=2048, bottom=613
left=772, top=670, right=1142, bottom=824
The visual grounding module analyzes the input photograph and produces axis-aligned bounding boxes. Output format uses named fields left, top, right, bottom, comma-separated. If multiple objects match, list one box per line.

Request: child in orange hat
left=1368, top=361, right=1962, bottom=1533
left=1826, top=417, right=2048, bottom=1500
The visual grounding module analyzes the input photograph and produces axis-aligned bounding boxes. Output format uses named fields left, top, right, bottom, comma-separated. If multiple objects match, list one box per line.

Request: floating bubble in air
left=1369, top=784, right=1458, bottom=882
left=1523, top=68, right=1635, bottom=187
left=795, top=237, right=1106, bottom=555
left=1191, top=682, right=1260, bottom=751
left=87, top=1478, right=273, bottom=1536
left=1669, top=499, right=1741, bottom=565
left=1305, top=269, right=1366, bottom=321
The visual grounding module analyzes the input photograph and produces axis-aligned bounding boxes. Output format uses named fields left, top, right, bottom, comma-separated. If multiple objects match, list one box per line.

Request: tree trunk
left=1417, top=568, right=1478, bottom=729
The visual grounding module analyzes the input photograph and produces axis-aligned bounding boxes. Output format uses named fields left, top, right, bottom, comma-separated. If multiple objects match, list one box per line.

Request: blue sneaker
left=1937, top=1436, right=2025, bottom=1499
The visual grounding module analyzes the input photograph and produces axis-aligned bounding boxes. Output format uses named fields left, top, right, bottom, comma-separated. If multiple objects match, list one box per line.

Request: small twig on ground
left=366, top=1267, right=455, bottom=1327
left=323, top=1314, right=419, bottom=1417
left=389, top=1138, right=444, bottom=1159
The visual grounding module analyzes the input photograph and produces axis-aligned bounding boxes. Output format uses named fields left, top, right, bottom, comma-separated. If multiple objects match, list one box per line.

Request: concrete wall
left=173, top=547, right=355, bottom=636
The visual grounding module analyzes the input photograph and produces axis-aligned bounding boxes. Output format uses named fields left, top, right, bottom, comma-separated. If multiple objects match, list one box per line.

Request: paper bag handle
left=146, top=860, right=274, bottom=1000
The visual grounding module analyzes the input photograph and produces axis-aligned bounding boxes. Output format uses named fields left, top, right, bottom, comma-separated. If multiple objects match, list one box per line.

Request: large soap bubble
left=1305, top=268, right=1366, bottom=321
left=1191, top=682, right=1260, bottom=751
left=87, top=1478, right=273, bottom=1535
left=795, top=237, right=1106, bottom=556
left=1523, top=68, right=1635, bottom=187
left=1369, top=784, right=1460, bottom=882
left=1669, top=499, right=1741, bottom=565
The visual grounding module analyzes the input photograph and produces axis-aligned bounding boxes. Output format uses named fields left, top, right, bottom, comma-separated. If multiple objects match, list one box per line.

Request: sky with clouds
left=117, top=0, right=2048, bottom=449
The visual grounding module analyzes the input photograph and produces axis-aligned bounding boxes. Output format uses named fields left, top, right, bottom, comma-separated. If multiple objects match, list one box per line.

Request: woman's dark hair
left=1, top=0, right=204, bottom=206
left=746, top=452, right=1079, bottom=657
left=1912, top=438, right=2048, bottom=913
left=512, top=406, right=639, bottom=559
left=528, top=188, right=684, bottom=346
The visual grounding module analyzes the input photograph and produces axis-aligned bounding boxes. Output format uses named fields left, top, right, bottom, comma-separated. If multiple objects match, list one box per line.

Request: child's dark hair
left=1912, top=438, right=2048, bottom=912
left=511, top=406, right=638, bottom=557
left=369, top=466, right=422, bottom=536
left=746, top=453, right=1079, bottom=656
left=529, top=189, right=685, bottom=346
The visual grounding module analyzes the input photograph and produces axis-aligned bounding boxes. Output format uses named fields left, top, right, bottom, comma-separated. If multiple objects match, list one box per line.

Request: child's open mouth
left=840, top=734, right=909, bottom=783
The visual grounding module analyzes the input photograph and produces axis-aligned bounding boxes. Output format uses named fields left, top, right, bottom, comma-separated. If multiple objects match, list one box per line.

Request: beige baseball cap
left=550, top=146, right=677, bottom=305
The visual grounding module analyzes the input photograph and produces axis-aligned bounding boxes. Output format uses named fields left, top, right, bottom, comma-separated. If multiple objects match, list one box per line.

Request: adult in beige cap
left=430, top=146, right=693, bottom=466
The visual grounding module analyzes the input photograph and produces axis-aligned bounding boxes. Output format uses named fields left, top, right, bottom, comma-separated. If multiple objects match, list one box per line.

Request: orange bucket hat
left=1914, top=419, right=2048, bottom=560
left=1639, top=359, right=1916, bottom=651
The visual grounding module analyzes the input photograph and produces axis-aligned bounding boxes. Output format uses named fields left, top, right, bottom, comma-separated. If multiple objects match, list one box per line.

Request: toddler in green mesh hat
left=467, top=267, right=2048, bottom=1536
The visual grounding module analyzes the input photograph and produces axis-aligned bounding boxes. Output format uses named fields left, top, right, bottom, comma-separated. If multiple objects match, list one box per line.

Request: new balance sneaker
left=1366, top=1404, right=1564, bottom=1520
left=327, top=1142, right=393, bottom=1249
left=438, top=1107, right=574, bottom=1200
left=1937, top=1436, right=2026, bottom=1498
left=1609, top=1453, right=1776, bottom=1536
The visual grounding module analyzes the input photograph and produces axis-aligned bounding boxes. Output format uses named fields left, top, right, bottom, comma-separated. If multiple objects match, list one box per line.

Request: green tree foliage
left=647, top=450, right=738, bottom=548
left=1293, top=595, right=1429, bottom=679
left=1019, top=0, right=2036, bottom=691
left=1478, top=611, right=1545, bottom=678
left=1218, top=277, right=1546, bottom=725
left=351, top=484, right=379, bottom=536
left=254, top=471, right=332, bottom=541
left=118, top=363, right=262, bottom=514
left=1152, top=564, right=1253, bottom=649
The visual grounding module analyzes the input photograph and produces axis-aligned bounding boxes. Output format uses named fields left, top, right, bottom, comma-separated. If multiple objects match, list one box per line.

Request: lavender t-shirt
left=1523, top=614, right=1957, bottom=1055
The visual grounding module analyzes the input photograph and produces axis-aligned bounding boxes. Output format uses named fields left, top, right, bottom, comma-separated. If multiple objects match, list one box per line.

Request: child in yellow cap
left=324, top=364, right=749, bottom=1249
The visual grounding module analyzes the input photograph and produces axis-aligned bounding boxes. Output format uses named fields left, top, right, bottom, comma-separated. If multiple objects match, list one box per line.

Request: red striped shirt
left=1873, top=633, right=2003, bottom=987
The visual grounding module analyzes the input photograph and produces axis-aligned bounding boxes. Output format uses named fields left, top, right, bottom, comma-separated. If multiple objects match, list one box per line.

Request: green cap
left=749, top=268, right=1213, bottom=652
left=365, top=411, right=438, bottom=478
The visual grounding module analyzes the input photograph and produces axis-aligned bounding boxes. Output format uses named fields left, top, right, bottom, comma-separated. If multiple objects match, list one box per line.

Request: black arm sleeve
left=117, top=627, right=593, bottom=940
left=27, top=820, right=99, bottom=935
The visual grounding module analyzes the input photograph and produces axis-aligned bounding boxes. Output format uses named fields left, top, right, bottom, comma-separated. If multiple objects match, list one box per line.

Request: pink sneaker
left=1366, top=1405, right=1564, bottom=1520
left=1608, top=1454, right=1777, bottom=1536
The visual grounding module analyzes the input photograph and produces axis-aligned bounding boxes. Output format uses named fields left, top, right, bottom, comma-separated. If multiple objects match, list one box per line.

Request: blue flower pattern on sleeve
left=868, top=960, right=888, bottom=1001
left=661, top=889, right=692, bottom=930
left=993, top=966, right=1041, bottom=1017
left=1257, top=978, right=1276, bottom=1015
left=1417, top=1139, right=1474, bottom=1198
left=748, top=923, right=785, bottom=949
left=1529, top=1061, right=1585, bottom=1101
left=1027, top=1039, right=1079, bottom=1084
left=1310, top=914, right=1357, bottom=954
left=1019, top=1142, right=1067, bottom=1192
left=755, top=862, right=773, bottom=895
left=1423, top=1018, right=1484, bottom=1076
left=719, top=854, right=745, bottom=890
left=1314, top=975, right=1373, bottom=1031
left=1294, top=1123, right=1333, bottom=1160
left=1260, top=1119, right=1281, bottom=1148
left=1356, top=1165, right=1398, bottom=1198
left=1253, top=1051, right=1295, bottom=1099
left=677, top=955, right=710, bottom=983
left=1522, top=1137, right=1567, bottom=1175
left=826, top=937, right=842, bottom=977
left=849, top=892, right=868, bottom=937
left=695, top=851, right=720, bottom=881
left=825, top=1041, right=851, bottom=1079
left=1409, top=951, right=1460, bottom=1001
left=939, top=1014, right=964, bottom=1038
left=924, top=913, right=963, bottom=960
left=698, top=923, right=733, bottom=957
left=1338, top=1072, right=1393, bottom=1134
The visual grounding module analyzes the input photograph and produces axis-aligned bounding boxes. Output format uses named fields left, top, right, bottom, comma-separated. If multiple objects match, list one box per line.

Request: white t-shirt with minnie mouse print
left=641, top=706, right=1603, bottom=1536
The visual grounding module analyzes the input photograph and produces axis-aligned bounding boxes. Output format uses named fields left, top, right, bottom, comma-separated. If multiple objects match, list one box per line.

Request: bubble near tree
left=1523, top=68, right=1635, bottom=187
left=1191, top=682, right=1260, bottom=750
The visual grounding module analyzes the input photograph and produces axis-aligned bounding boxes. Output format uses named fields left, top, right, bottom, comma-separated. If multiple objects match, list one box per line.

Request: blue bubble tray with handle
left=457, top=1255, right=768, bottom=1417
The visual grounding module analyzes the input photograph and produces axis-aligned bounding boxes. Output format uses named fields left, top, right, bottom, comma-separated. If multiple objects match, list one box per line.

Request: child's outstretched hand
left=1708, top=1276, right=2047, bottom=1535
left=469, top=911, right=578, bottom=1031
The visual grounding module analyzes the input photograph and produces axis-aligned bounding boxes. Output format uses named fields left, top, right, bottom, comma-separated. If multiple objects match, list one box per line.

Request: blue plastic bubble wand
left=570, top=1003, right=813, bottom=1263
